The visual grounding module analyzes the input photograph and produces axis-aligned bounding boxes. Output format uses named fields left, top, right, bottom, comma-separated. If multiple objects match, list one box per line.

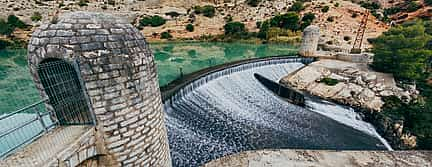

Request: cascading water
left=164, top=58, right=390, bottom=167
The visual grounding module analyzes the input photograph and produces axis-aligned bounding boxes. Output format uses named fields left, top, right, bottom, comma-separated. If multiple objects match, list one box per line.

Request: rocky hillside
left=0, top=0, right=390, bottom=45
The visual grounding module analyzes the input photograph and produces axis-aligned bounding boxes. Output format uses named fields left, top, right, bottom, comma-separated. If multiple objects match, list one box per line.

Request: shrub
left=289, top=1, right=305, bottom=12
left=78, top=0, right=88, bottom=7
left=321, top=6, right=330, bottom=13
left=186, top=24, right=194, bottom=32
left=166, top=11, right=181, bottom=18
left=351, top=12, right=358, bottom=18
left=426, top=0, right=432, bottom=6
left=343, top=36, right=351, bottom=41
left=107, top=0, right=115, bottom=6
left=31, top=12, right=42, bottom=22
left=224, top=22, right=246, bottom=35
left=327, top=16, right=335, bottom=22
left=301, top=12, right=315, bottom=29
left=0, top=39, right=11, bottom=50
left=101, top=5, right=107, bottom=10
left=7, top=15, right=27, bottom=29
left=269, top=12, right=300, bottom=31
left=194, top=5, right=215, bottom=18
left=0, top=19, right=14, bottom=36
left=139, top=16, right=166, bottom=27
left=160, top=31, right=172, bottom=39
left=360, top=1, right=381, bottom=10
left=247, top=0, right=261, bottom=7
left=334, top=2, right=340, bottom=7
left=225, top=15, right=233, bottom=22
left=406, top=1, right=421, bottom=12
left=256, top=21, right=262, bottom=28
left=320, top=77, right=339, bottom=86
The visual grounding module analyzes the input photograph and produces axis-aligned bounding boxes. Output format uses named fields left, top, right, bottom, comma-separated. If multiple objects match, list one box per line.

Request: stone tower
left=299, top=25, right=320, bottom=57
left=27, top=12, right=171, bottom=166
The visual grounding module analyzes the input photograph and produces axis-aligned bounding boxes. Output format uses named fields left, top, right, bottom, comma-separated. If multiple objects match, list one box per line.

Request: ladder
left=351, top=10, right=369, bottom=54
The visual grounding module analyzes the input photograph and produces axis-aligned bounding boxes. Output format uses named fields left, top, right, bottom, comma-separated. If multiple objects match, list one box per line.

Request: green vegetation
left=31, top=12, right=42, bottom=22
left=194, top=5, right=216, bottom=18
left=301, top=12, right=315, bottom=30
left=139, top=16, right=166, bottom=27
left=289, top=1, right=305, bottom=12
left=372, top=21, right=432, bottom=80
left=321, top=6, right=330, bottom=13
left=0, top=19, right=14, bottom=36
left=7, top=15, right=27, bottom=29
left=320, top=77, right=339, bottom=86
left=0, top=15, right=28, bottom=41
left=426, top=0, right=432, bottom=6
left=257, top=12, right=313, bottom=42
left=107, top=0, right=115, bottom=6
left=77, top=0, right=88, bottom=6
left=247, top=0, right=262, bottom=7
left=372, top=20, right=432, bottom=149
left=327, top=16, right=334, bottom=22
left=224, top=22, right=247, bottom=36
left=360, top=1, right=381, bottom=10
left=166, top=11, right=181, bottom=18
left=186, top=24, right=194, bottom=32
left=161, top=31, right=173, bottom=39
left=269, top=12, right=300, bottom=31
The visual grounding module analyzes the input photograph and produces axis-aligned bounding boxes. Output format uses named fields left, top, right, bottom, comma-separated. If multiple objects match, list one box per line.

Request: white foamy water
left=164, top=58, right=390, bottom=167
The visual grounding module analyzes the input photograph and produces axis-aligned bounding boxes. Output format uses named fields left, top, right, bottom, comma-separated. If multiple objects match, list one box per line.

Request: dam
left=163, top=58, right=390, bottom=166
left=2, top=12, right=430, bottom=167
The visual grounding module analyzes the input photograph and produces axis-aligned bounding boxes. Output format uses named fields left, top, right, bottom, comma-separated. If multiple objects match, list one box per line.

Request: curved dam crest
left=163, top=58, right=391, bottom=167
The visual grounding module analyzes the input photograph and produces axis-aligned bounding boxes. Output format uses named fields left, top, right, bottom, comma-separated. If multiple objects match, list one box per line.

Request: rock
left=362, top=73, right=377, bottom=82
left=357, top=88, right=375, bottom=103
left=379, top=90, right=394, bottom=97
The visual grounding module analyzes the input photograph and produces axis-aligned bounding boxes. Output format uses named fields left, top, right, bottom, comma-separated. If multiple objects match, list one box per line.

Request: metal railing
left=0, top=98, right=54, bottom=158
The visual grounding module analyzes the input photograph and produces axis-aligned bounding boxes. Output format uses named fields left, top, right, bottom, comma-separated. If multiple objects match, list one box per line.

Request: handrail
left=0, top=98, right=49, bottom=121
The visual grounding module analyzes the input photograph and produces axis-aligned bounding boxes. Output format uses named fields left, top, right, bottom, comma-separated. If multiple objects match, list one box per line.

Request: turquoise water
left=0, top=42, right=298, bottom=113
left=152, top=42, right=298, bottom=86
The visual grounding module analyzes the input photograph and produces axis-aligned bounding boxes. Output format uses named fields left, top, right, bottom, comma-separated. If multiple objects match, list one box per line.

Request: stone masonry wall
left=28, top=12, right=171, bottom=166
left=299, top=25, right=320, bottom=57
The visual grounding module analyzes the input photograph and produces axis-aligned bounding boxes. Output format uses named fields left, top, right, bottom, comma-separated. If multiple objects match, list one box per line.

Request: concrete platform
left=203, top=149, right=432, bottom=167
left=0, top=126, right=92, bottom=167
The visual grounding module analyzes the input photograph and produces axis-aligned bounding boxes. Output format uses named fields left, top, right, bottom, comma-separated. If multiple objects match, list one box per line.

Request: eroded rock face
left=280, top=60, right=418, bottom=112
left=280, top=59, right=421, bottom=149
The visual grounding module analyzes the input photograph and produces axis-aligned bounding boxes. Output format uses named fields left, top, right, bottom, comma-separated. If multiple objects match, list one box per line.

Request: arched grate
left=37, top=59, right=93, bottom=125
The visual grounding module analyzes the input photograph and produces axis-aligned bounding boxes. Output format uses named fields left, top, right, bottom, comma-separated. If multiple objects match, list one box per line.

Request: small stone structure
left=299, top=25, right=320, bottom=57
left=27, top=12, right=171, bottom=166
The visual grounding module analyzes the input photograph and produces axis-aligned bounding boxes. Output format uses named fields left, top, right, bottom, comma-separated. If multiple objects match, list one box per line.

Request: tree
left=372, top=21, right=432, bottom=81
left=224, top=22, right=246, bottom=35
left=139, top=16, right=166, bottom=27
left=321, top=6, right=330, bottom=13
left=194, top=5, right=216, bottom=18
left=247, top=0, right=261, bottom=7
left=258, top=20, right=270, bottom=39
left=269, top=12, right=300, bottom=31
left=0, top=19, right=14, bottom=36
left=161, top=31, right=173, bottom=39
left=78, top=0, right=89, bottom=6
left=186, top=24, right=194, bottom=32
left=301, top=12, right=315, bottom=30
left=289, top=1, right=304, bottom=12
left=7, top=15, right=27, bottom=29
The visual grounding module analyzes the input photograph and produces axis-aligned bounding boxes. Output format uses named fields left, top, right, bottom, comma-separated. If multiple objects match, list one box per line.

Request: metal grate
left=37, top=59, right=93, bottom=125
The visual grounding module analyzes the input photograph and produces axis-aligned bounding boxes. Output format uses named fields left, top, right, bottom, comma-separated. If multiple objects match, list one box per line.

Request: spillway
left=164, top=58, right=390, bottom=167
